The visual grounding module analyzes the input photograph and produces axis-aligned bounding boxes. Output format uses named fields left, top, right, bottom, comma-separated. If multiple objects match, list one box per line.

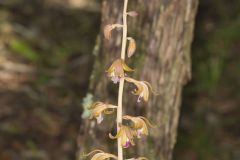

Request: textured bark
left=78, top=0, right=198, bottom=159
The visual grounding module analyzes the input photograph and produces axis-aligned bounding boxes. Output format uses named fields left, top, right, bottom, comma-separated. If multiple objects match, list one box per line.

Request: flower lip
left=123, top=138, right=130, bottom=148
left=96, top=114, right=104, bottom=124
left=137, top=128, right=144, bottom=138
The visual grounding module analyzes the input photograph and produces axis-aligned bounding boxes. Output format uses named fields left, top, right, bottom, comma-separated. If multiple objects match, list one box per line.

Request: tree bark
left=78, top=0, right=198, bottom=159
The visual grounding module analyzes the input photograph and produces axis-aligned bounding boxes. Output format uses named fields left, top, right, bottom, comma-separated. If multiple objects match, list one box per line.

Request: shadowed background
left=0, top=0, right=239, bottom=160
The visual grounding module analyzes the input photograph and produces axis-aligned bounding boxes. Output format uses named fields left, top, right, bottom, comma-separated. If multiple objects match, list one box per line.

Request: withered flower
left=124, top=77, right=154, bottom=102
left=127, top=37, right=136, bottom=58
left=104, top=24, right=123, bottom=40
left=109, top=125, right=137, bottom=148
left=85, top=150, right=117, bottom=160
left=88, top=102, right=117, bottom=124
left=123, top=115, right=155, bottom=138
left=127, top=11, right=139, bottom=17
left=106, top=59, right=134, bottom=84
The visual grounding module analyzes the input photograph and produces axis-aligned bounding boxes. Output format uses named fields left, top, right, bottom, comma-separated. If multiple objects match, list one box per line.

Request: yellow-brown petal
left=122, top=115, right=155, bottom=136
left=124, top=77, right=152, bottom=102
left=109, top=127, right=123, bottom=139
left=92, top=153, right=117, bottom=160
left=85, top=150, right=117, bottom=160
left=138, top=116, right=156, bottom=128
left=109, top=125, right=136, bottom=148
left=121, top=59, right=134, bottom=72
left=88, top=102, right=117, bottom=121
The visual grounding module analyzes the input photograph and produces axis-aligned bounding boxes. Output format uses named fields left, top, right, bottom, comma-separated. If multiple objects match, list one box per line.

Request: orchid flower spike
left=109, top=125, right=137, bottom=148
left=88, top=102, right=117, bottom=124
left=106, top=59, right=134, bottom=84
left=123, top=115, right=155, bottom=138
left=84, top=150, right=118, bottom=160
left=124, top=77, right=158, bottom=103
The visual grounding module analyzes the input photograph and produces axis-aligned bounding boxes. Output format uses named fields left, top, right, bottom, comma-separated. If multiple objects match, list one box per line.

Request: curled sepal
left=124, top=77, right=158, bottom=102
left=88, top=102, right=117, bottom=124
left=126, top=157, right=148, bottom=160
left=109, top=125, right=137, bottom=148
left=127, top=37, right=136, bottom=58
left=104, top=24, right=123, bottom=40
left=127, top=11, right=138, bottom=17
left=84, top=150, right=118, bottom=160
left=106, top=59, right=134, bottom=84
left=123, top=115, right=156, bottom=138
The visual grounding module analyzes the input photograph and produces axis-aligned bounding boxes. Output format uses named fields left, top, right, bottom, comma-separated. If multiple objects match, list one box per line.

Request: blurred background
left=0, top=0, right=239, bottom=160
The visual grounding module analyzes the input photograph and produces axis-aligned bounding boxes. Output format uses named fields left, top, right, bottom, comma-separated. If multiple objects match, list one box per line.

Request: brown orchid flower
left=124, top=77, right=158, bottom=102
left=109, top=125, right=137, bottom=148
left=88, top=102, right=117, bottom=124
left=123, top=115, right=155, bottom=138
left=106, top=59, right=134, bottom=84
left=85, top=150, right=118, bottom=160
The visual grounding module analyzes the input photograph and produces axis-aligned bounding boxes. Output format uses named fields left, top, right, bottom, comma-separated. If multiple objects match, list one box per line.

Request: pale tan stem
left=117, top=0, right=128, bottom=160
left=117, top=80, right=124, bottom=160
left=121, top=0, right=128, bottom=60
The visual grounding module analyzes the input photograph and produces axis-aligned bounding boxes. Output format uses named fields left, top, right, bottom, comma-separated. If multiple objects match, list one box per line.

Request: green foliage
left=176, top=115, right=216, bottom=160
left=175, top=1, right=240, bottom=160
left=192, top=17, right=240, bottom=94
left=9, top=39, right=39, bottom=62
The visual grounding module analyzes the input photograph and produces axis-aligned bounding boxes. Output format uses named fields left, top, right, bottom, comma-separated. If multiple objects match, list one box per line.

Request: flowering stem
left=117, top=0, right=128, bottom=159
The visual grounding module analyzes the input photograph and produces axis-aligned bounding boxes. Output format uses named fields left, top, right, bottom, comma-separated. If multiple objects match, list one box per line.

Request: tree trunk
left=78, top=0, right=198, bottom=159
